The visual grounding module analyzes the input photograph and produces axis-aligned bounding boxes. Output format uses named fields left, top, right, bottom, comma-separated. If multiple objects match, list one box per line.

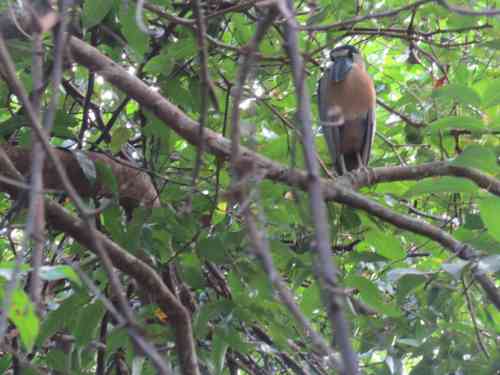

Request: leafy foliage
left=0, top=0, right=499, bottom=374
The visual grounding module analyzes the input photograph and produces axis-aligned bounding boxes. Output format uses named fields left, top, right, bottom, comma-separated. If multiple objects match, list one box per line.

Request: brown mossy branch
left=1, top=144, right=159, bottom=210
left=0, top=145, right=199, bottom=375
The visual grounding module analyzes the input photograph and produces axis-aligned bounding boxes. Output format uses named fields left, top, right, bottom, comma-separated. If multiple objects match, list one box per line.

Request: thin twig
left=139, top=0, right=195, bottom=26
left=230, top=8, right=277, bottom=166
left=461, top=276, right=489, bottom=358
left=71, top=261, right=174, bottom=374
left=279, top=1, right=358, bottom=373
left=304, top=0, right=432, bottom=31
left=436, top=0, right=500, bottom=16
left=191, top=0, right=211, bottom=186
left=376, top=99, right=425, bottom=129
left=78, top=31, right=97, bottom=148
left=26, top=3, right=45, bottom=309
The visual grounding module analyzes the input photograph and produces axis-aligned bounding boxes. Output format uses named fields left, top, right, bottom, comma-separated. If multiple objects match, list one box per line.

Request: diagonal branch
left=279, top=1, right=358, bottom=373
left=66, top=34, right=500, bottom=310
left=344, top=162, right=500, bottom=195
left=0, top=145, right=200, bottom=375
left=227, top=4, right=340, bottom=371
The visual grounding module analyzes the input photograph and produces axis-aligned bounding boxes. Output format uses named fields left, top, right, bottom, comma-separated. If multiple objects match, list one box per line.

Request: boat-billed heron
left=317, top=45, right=376, bottom=175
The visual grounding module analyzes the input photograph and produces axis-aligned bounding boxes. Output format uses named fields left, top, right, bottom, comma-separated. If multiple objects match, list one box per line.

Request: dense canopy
left=0, top=0, right=499, bottom=374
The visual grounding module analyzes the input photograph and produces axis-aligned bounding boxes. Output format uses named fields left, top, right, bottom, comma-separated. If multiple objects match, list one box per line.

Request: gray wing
left=361, top=105, right=376, bottom=166
left=317, top=67, right=339, bottom=167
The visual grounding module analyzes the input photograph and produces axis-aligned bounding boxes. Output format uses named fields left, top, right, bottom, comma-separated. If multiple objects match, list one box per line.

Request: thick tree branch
left=2, top=145, right=160, bottom=210
left=344, top=162, right=500, bottom=195
left=65, top=35, right=500, bottom=309
left=279, top=1, right=358, bottom=373
left=0, top=145, right=200, bottom=375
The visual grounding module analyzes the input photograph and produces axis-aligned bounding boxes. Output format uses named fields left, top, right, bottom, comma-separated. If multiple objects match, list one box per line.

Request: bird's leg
left=332, top=126, right=347, bottom=175
left=355, top=151, right=371, bottom=185
left=338, top=154, right=348, bottom=175
left=356, top=152, right=364, bottom=170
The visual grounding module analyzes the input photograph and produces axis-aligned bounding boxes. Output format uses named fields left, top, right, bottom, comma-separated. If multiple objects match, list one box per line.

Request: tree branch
left=65, top=34, right=500, bottom=310
left=0, top=145, right=200, bottom=375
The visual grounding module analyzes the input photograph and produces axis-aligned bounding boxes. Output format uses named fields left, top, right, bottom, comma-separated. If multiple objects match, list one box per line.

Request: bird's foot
left=336, top=170, right=357, bottom=186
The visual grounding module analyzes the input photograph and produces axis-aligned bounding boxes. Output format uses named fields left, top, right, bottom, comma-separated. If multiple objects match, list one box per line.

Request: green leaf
left=145, top=34, right=196, bottom=74
left=74, top=301, right=106, bottom=346
left=365, top=229, right=406, bottom=260
left=232, top=14, right=253, bottom=44
left=428, top=116, right=484, bottom=135
left=37, top=292, right=88, bottom=346
left=119, top=2, right=149, bottom=57
left=142, top=113, right=170, bottom=150
left=484, top=39, right=500, bottom=49
left=197, top=237, right=227, bottom=263
left=106, top=327, right=130, bottom=355
left=482, top=78, right=500, bottom=108
left=143, top=53, right=175, bottom=76
left=54, top=110, right=78, bottom=138
left=102, top=204, right=126, bottom=241
left=7, top=288, right=39, bottom=351
left=82, top=0, right=114, bottom=28
left=95, top=161, right=119, bottom=198
left=171, top=35, right=198, bottom=60
left=306, top=5, right=331, bottom=25
left=46, top=349, right=69, bottom=372
left=39, top=265, right=81, bottom=286
left=178, top=254, right=205, bottom=289
left=300, top=284, right=320, bottom=317
left=0, top=114, right=28, bottom=138
left=451, top=145, right=498, bottom=175
left=479, top=197, right=500, bottom=242
left=432, top=83, right=481, bottom=107
left=405, top=177, right=478, bottom=196
left=224, top=327, right=252, bottom=353
left=345, top=275, right=401, bottom=317
left=396, top=274, right=427, bottom=301
left=0, top=354, right=11, bottom=373
left=110, top=127, right=132, bottom=154
left=194, top=300, right=235, bottom=338
left=212, top=328, right=229, bottom=375
left=453, top=226, right=500, bottom=254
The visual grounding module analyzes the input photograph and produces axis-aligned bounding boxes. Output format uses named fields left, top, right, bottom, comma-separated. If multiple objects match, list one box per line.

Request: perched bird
left=317, top=45, right=376, bottom=175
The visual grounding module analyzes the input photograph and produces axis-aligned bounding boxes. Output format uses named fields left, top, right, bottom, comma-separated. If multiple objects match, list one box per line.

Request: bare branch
left=304, top=0, right=432, bottom=31
left=26, top=1, right=46, bottom=309
left=345, top=162, right=500, bottom=196
left=0, top=145, right=200, bottom=375
left=227, top=5, right=339, bottom=371
left=191, top=0, right=213, bottom=186
left=376, top=99, right=425, bottom=129
left=279, top=1, right=358, bottom=373
left=436, top=0, right=500, bottom=16
left=0, top=34, right=91, bottom=216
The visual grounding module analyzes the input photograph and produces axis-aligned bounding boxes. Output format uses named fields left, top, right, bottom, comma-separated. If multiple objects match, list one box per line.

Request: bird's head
left=328, top=45, right=364, bottom=82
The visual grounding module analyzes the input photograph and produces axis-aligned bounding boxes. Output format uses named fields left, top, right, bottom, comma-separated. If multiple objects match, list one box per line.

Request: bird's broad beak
left=329, top=56, right=353, bottom=82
